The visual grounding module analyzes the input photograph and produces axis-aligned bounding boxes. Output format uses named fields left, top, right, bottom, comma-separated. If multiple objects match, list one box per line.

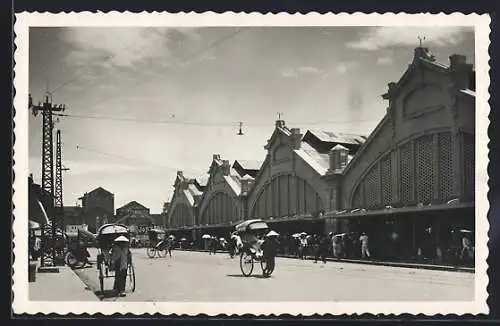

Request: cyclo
left=95, top=224, right=136, bottom=294
left=235, top=219, right=276, bottom=277
left=146, top=228, right=168, bottom=258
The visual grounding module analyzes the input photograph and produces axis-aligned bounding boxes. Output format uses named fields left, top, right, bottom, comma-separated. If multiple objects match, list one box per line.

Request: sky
left=28, top=26, right=475, bottom=213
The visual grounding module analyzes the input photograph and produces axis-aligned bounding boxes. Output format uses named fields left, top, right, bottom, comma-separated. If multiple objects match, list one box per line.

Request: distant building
left=115, top=201, right=156, bottom=242
left=78, top=187, right=114, bottom=233
left=62, top=206, right=84, bottom=226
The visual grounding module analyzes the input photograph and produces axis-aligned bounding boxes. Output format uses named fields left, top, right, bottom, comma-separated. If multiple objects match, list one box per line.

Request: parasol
left=202, top=234, right=211, bottom=239
left=29, top=220, right=40, bottom=230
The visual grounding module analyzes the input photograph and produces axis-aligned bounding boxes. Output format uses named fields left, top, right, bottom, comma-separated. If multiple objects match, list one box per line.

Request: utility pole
left=54, top=129, right=69, bottom=237
left=30, top=94, right=67, bottom=269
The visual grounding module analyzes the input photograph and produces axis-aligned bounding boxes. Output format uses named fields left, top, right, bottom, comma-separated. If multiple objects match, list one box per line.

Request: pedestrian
left=460, top=234, right=474, bottom=263
left=211, top=236, right=217, bottom=255
left=314, top=234, right=329, bottom=264
left=299, top=234, right=308, bottom=260
left=262, top=230, right=280, bottom=277
left=359, top=232, right=371, bottom=259
left=332, top=234, right=342, bottom=259
left=111, top=235, right=130, bottom=297
left=167, top=237, right=173, bottom=257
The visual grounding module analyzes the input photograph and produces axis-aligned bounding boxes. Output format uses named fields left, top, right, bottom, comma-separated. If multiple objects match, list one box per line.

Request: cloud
left=336, top=61, right=358, bottom=74
left=376, top=56, right=393, bottom=66
left=347, top=26, right=471, bottom=51
left=281, top=66, right=323, bottom=78
left=61, top=27, right=200, bottom=68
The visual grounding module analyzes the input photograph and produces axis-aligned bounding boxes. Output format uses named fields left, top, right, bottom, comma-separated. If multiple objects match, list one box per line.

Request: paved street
left=73, top=248, right=474, bottom=302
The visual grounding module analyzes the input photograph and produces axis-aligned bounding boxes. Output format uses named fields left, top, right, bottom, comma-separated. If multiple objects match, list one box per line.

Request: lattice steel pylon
left=54, top=129, right=69, bottom=236
left=30, top=94, right=67, bottom=268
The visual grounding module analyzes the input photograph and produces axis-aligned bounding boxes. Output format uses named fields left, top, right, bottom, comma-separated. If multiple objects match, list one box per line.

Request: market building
left=165, top=171, right=207, bottom=239
left=164, top=46, right=475, bottom=264
left=246, top=123, right=365, bottom=235
left=195, top=155, right=262, bottom=240
left=326, top=47, right=475, bottom=261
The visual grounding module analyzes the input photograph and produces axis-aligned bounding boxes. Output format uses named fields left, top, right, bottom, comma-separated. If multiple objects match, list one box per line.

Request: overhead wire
left=53, top=112, right=379, bottom=127
left=74, top=144, right=206, bottom=175
left=80, top=27, right=249, bottom=112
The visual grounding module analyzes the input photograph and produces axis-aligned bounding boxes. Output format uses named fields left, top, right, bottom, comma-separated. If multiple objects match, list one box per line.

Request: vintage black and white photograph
left=13, top=12, right=490, bottom=315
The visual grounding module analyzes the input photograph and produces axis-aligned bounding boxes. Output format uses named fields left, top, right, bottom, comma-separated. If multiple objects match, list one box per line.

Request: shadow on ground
left=94, top=289, right=120, bottom=300
left=225, top=274, right=272, bottom=279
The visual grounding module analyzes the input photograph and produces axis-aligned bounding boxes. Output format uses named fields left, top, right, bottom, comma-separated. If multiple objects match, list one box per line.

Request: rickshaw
left=235, top=219, right=275, bottom=277
left=95, top=224, right=136, bottom=293
left=65, top=228, right=96, bottom=269
left=146, top=229, right=167, bottom=258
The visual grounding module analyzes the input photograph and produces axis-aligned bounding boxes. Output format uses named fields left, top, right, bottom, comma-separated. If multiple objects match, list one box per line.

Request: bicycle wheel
left=146, top=246, right=156, bottom=258
left=97, top=256, right=105, bottom=293
left=240, top=251, right=254, bottom=276
left=157, top=247, right=167, bottom=258
left=128, top=262, right=136, bottom=292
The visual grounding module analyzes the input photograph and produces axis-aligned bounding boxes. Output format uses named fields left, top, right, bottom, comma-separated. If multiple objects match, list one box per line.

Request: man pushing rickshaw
left=234, top=219, right=279, bottom=277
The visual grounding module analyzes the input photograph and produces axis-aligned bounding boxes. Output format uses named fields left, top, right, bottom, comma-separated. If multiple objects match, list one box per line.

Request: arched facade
left=169, top=203, right=194, bottom=228
left=199, top=190, right=240, bottom=225
left=250, top=173, right=323, bottom=219
left=342, top=48, right=476, bottom=210
left=166, top=171, right=205, bottom=229
left=349, top=130, right=474, bottom=209
left=247, top=121, right=364, bottom=220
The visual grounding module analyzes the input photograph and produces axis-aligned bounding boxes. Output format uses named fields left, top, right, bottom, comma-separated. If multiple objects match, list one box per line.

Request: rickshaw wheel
left=157, top=247, right=167, bottom=258
left=261, top=259, right=275, bottom=277
left=146, top=247, right=156, bottom=258
left=65, top=251, right=85, bottom=269
left=240, top=251, right=254, bottom=276
left=98, top=260, right=105, bottom=293
left=128, top=262, right=136, bottom=292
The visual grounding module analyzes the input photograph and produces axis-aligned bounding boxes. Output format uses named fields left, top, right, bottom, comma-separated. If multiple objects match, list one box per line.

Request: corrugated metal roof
left=224, top=175, right=242, bottom=196
left=183, top=189, right=195, bottom=206
left=188, top=184, right=202, bottom=197
left=196, top=174, right=209, bottom=186
left=294, top=141, right=329, bottom=175
left=307, top=130, right=367, bottom=145
left=235, top=160, right=263, bottom=171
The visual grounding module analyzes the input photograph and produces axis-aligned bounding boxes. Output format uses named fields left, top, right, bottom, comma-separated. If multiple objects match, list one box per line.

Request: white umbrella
left=202, top=234, right=211, bottom=239
left=219, top=237, right=225, bottom=241
left=292, top=233, right=300, bottom=238
left=267, top=230, right=279, bottom=237
left=300, top=232, right=307, bottom=236
left=169, top=235, right=176, bottom=240
left=29, top=220, right=40, bottom=229
left=180, top=237, right=188, bottom=241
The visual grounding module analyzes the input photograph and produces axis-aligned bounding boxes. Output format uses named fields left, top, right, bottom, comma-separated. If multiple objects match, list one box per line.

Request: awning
left=29, top=199, right=50, bottom=225
left=325, top=202, right=474, bottom=219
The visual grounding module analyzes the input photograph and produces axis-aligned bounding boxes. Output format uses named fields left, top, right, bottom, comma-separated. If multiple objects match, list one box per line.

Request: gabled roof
left=233, top=160, right=263, bottom=171
left=118, top=201, right=149, bottom=211
left=224, top=175, right=242, bottom=196
left=305, top=130, right=367, bottom=145
left=88, top=186, right=113, bottom=196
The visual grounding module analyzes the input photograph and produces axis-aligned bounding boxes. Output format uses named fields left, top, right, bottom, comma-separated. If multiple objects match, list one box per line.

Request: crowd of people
left=201, top=228, right=475, bottom=267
